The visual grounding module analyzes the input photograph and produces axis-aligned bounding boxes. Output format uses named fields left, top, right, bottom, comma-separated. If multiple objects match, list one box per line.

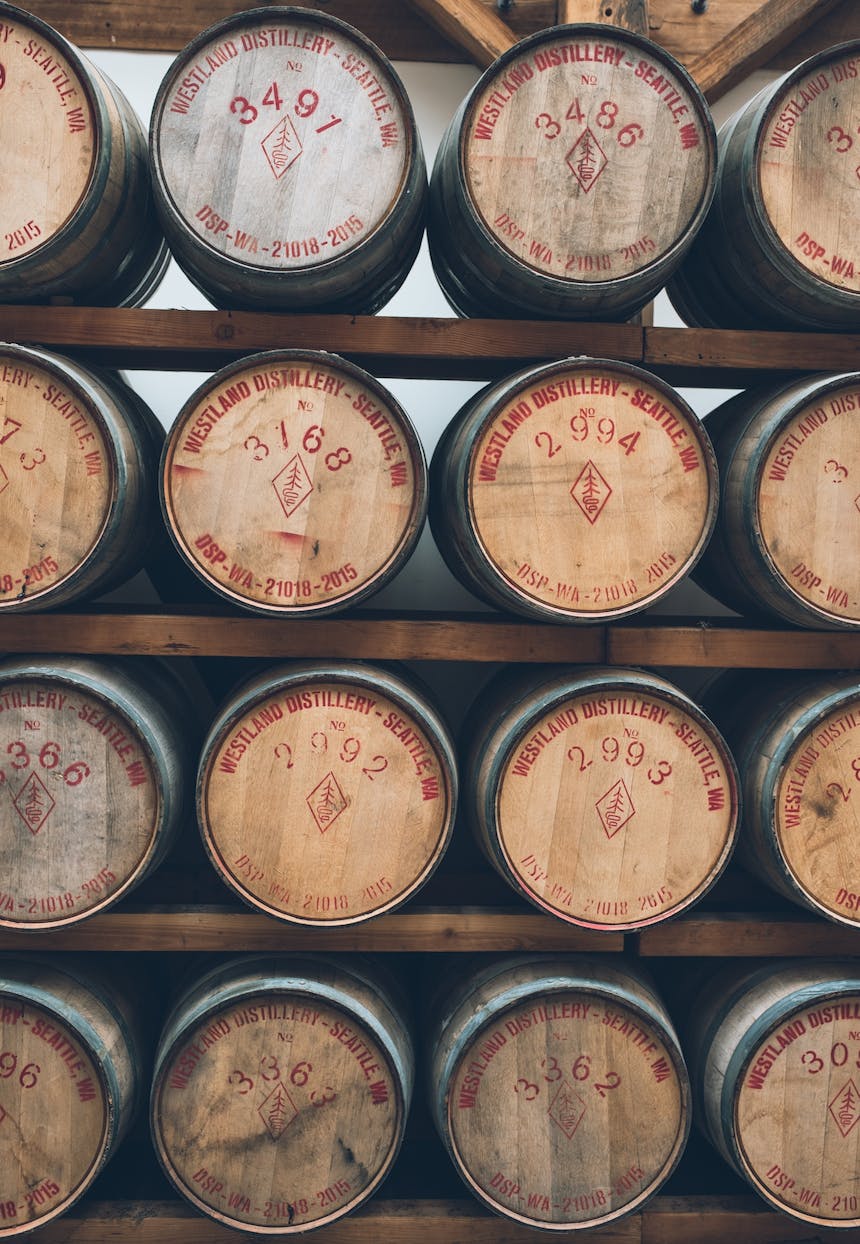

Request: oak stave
left=149, top=7, right=426, bottom=313
left=692, top=371, right=860, bottom=630
left=0, top=344, right=163, bottom=613
left=196, top=660, right=457, bottom=925
left=427, top=23, right=716, bottom=321
left=686, top=960, right=860, bottom=1227
left=429, top=356, right=719, bottom=623
left=667, top=41, right=860, bottom=332
left=151, top=952, right=413, bottom=1233
left=0, top=655, right=197, bottom=929
left=462, top=664, right=739, bottom=931
left=426, top=953, right=691, bottom=1231
left=0, top=2, right=168, bottom=307
left=159, top=349, right=428, bottom=616
left=0, top=956, right=144, bottom=1235
left=702, top=669, right=860, bottom=928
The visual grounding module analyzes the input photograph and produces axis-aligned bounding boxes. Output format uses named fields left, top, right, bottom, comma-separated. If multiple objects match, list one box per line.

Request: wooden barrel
left=149, top=8, right=426, bottom=313
left=0, top=343, right=163, bottom=612
left=151, top=953, right=413, bottom=1232
left=463, top=665, right=738, bottom=930
left=429, top=357, right=718, bottom=622
left=0, top=655, right=196, bottom=929
left=692, top=371, right=860, bottom=629
left=196, top=661, right=456, bottom=925
left=703, top=670, right=860, bottom=927
left=686, top=960, right=860, bottom=1227
left=427, top=953, right=690, bottom=1230
left=0, top=955, right=143, bottom=1234
left=0, top=2, right=168, bottom=306
left=160, top=350, right=427, bottom=615
left=667, top=41, right=860, bottom=331
left=427, top=23, right=716, bottom=320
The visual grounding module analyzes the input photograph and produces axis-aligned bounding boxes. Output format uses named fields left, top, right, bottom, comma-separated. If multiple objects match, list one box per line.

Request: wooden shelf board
left=0, top=907, right=624, bottom=952
left=0, top=308, right=857, bottom=384
left=25, top=1196, right=860, bottom=1242
left=608, top=621, right=860, bottom=669
left=0, top=610, right=857, bottom=668
left=636, top=912, right=860, bottom=957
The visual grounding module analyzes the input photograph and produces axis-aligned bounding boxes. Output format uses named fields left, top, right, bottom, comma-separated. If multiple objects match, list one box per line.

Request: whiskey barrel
left=687, top=960, right=860, bottom=1226
left=427, top=23, right=716, bottom=320
left=703, top=670, right=860, bottom=927
left=149, top=8, right=426, bottom=313
left=0, top=2, right=168, bottom=306
left=693, top=371, right=860, bottom=629
left=0, top=956, right=143, bottom=1234
left=151, top=953, right=413, bottom=1232
left=0, top=655, right=195, bottom=929
left=0, top=344, right=162, bottom=613
left=196, top=661, right=456, bottom=924
left=427, top=953, right=690, bottom=1230
left=463, top=665, right=739, bottom=930
left=429, top=357, right=718, bottom=622
left=667, top=42, right=860, bottom=331
left=160, top=350, right=427, bottom=615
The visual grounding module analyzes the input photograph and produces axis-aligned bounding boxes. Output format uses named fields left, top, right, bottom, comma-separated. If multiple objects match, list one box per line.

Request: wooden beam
left=404, top=0, right=518, bottom=66
left=686, top=0, right=844, bottom=101
left=557, top=0, right=650, bottom=36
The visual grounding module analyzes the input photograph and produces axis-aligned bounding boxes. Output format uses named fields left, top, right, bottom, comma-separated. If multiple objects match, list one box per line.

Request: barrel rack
left=0, top=308, right=859, bottom=1240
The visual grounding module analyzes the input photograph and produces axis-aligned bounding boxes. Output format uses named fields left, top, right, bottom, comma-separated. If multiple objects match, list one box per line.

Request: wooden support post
left=404, top=0, right=518, bottom=67
left=557, top=0, right=649, bottom=35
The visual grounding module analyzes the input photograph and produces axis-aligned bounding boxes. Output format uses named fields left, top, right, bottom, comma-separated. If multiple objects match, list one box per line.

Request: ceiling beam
left=558, top=0, right=650, bottom=35
left=403, top=0, right=518, bottom=67
left=686, top=0, right=845, bottom=101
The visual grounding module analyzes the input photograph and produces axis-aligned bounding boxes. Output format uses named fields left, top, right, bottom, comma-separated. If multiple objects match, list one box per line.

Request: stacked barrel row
left=4, top=952, right=860, bottom=1234
left=0, top=3, right=857, bottom=332
left=3, top=341, right=860, bottom=632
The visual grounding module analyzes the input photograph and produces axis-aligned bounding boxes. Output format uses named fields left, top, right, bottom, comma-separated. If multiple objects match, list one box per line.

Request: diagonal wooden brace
left=403, top=0, right=519, bottom=67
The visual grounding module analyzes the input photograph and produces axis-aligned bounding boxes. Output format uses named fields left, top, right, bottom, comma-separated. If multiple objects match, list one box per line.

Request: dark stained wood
left=404, top=0, right=517, bottom=66
left=636, top=913, right=860, bottom=957
left=0, top=907, right=624, bottom=952
left=775, top=0, right=858, bottom=68
left=685, top=0, right=845, bottom=101
left=0, top=308, right=858, bottom=386
left=608, top=622, right=860, bottom=668
left=641, top=1195, right=860, bottom=1242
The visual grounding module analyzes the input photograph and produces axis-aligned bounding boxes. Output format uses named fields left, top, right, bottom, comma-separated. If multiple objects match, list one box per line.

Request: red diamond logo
left=258, top=1080, right=298, bottom=1139
left=830, top=1079, right=860, bottom=1138
left=13, top=772, right=55, bottom=835
left=567, top=127, right=608, bottom=193
left=262, top=115, right=303, bottom=180
left=571, top=459, right=612, bottom=524
left=273, top=454, right=313, bottom=518
left=596, top=778, right=635, bottom=839
left=307, top=771, right=348, bottom=834
left=548, top=1082, right=587, bottom=1140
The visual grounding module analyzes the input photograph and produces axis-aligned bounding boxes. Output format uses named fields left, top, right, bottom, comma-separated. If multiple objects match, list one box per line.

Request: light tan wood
left=686, top=0, right=845, bottom=101
left=152, top=956, right=412, bottom=1232
left=429, top=26, right=715, bottom=319
left=198, top=663, right=456, bottom=925
left=0, top=4, right=167, bottom=305
left=757, top=44, right=860, bottom=298
left=0, top=958, right=140, bottom=1233
left=429, top=956, right=689, bottom=1229
left=431, top=360, right=718, bottom=621
left=405, top=0, right=517, bottom=66
left=150, top=8, right=425, bottom=312
left=558, top=0, right=650, bottom=35
left=0, top=657, right=192, bottom=929
left=161, top=353, right=426, bottom=615
left=467, top=668, right=738, bottom=929
left=689, top=963, right=860, bottom=1226
left=0, top=907, right=624, bottom=953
